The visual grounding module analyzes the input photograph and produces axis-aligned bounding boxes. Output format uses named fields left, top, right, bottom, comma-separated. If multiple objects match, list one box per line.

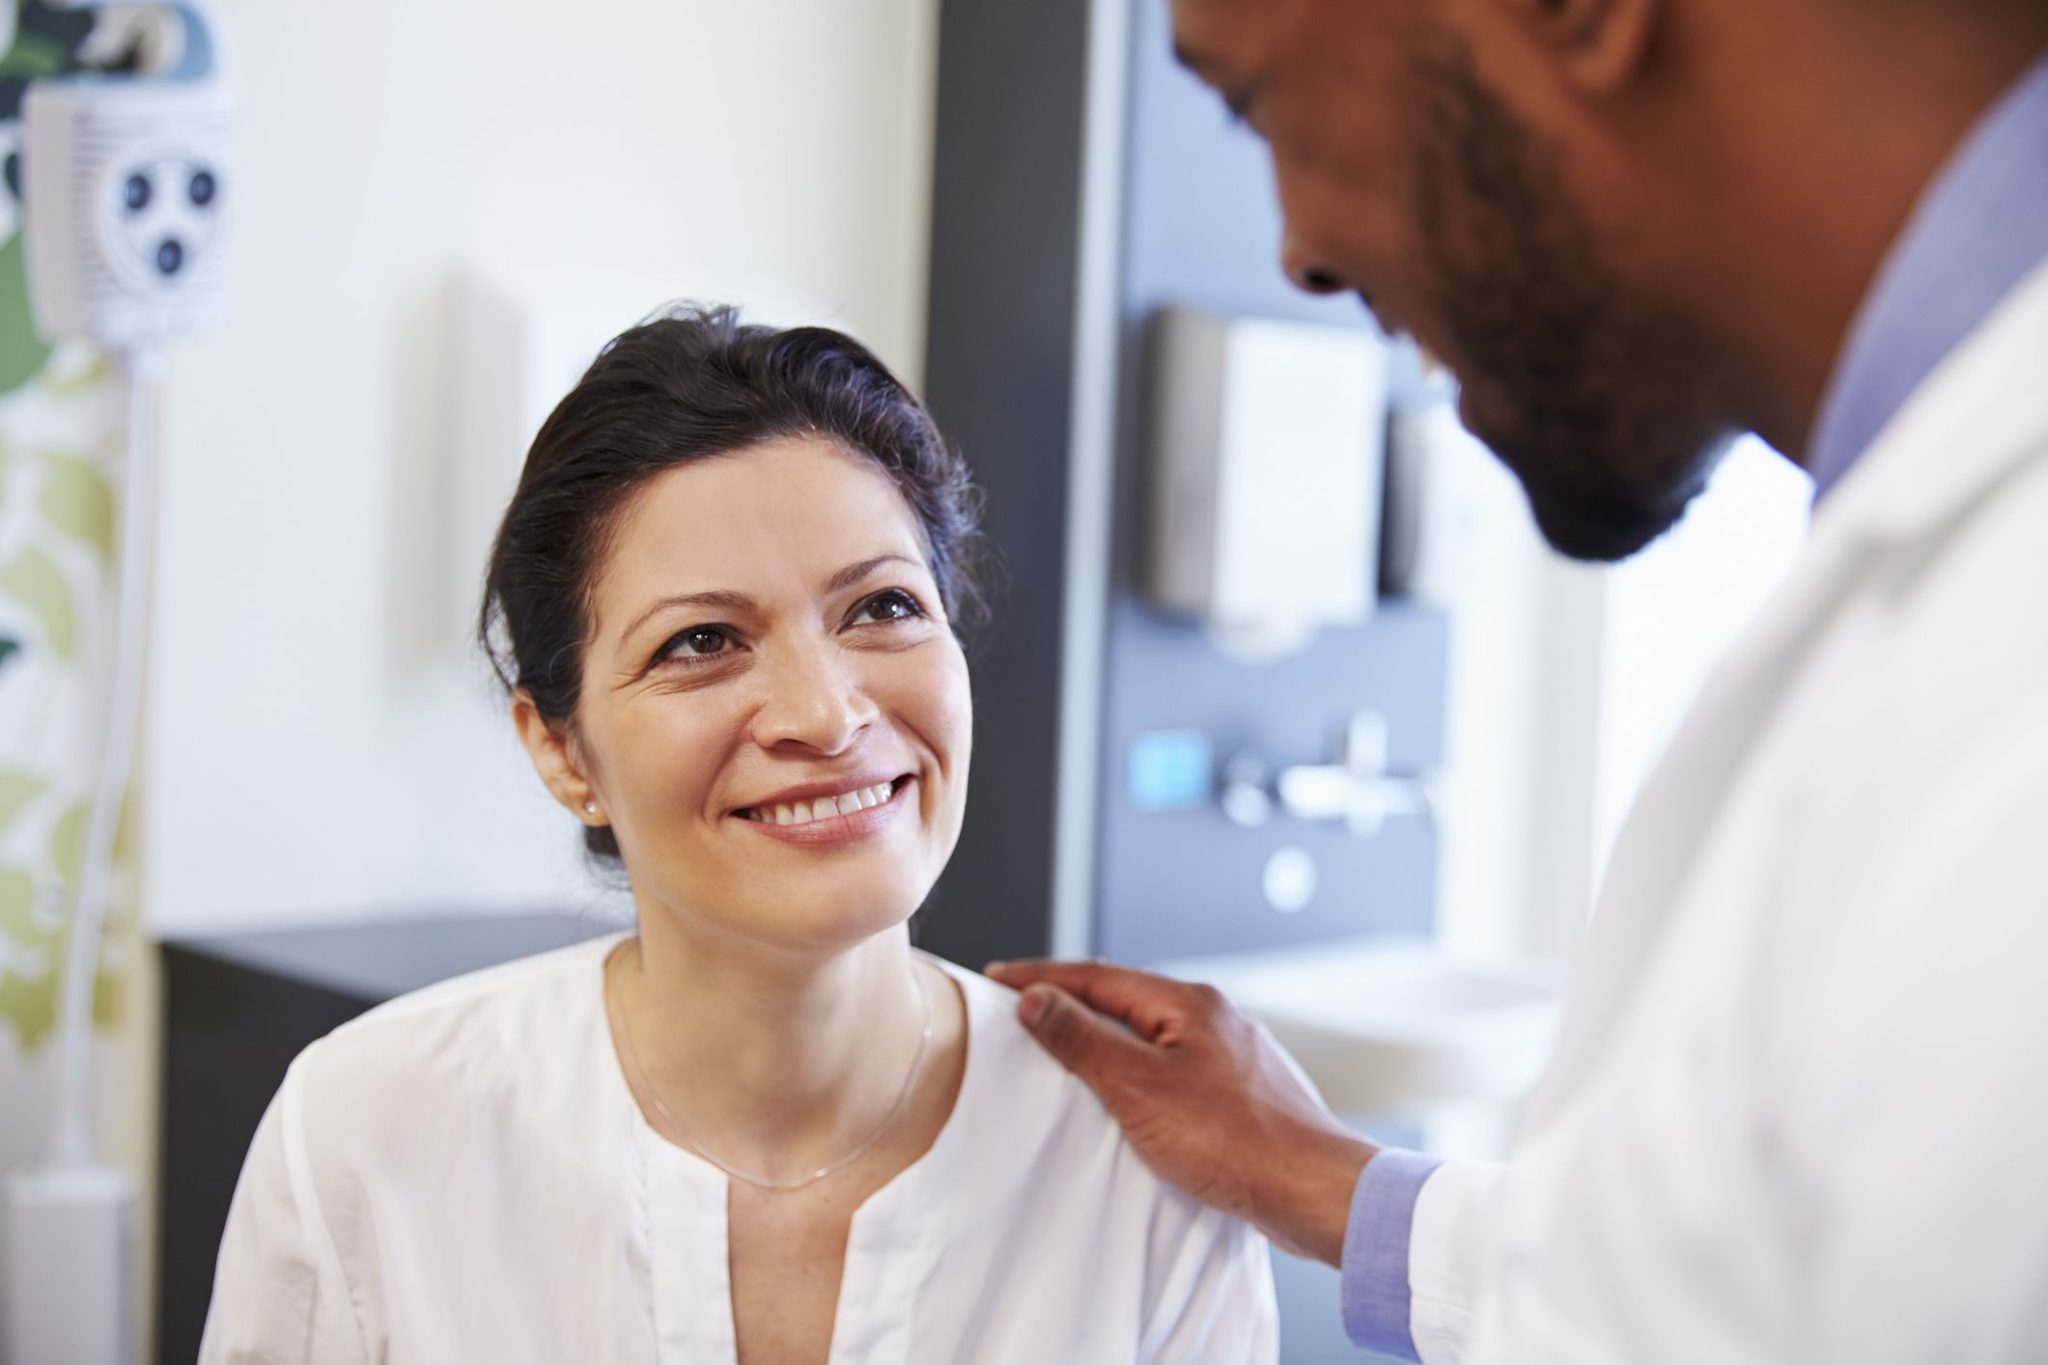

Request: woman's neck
left=611, top=912, right=932, bottom=1180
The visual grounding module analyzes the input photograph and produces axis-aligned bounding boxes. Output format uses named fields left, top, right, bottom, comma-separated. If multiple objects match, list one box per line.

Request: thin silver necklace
left=608, top=939, right=934, bottom=1192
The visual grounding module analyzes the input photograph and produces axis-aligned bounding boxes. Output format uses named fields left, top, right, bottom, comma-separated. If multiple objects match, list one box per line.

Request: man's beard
left=1407, top=35, right=1739, bottom=562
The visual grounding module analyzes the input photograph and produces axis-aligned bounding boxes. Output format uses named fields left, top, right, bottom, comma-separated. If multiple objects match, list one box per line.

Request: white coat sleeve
left=1776, top=716, right=2048, bottom=1363
left=198, top=1059, right=368, bottom=1364
left=1406, top=1158, right=1506, bottom=1365
left=1136, top=1190, right=1280, bottom=1364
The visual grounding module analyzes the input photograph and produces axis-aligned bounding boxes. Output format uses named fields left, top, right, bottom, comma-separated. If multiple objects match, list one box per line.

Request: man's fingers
left=1013, top=984, right=1158, bottom=1098
left=986, top=958, right=1199, bottom=1037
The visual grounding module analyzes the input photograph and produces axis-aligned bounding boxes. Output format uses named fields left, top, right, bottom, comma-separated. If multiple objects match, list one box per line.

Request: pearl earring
left=583, top=802, right=598, bottom=815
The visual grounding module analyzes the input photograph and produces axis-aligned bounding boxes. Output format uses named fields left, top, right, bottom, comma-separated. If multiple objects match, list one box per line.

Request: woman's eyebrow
left=825, top=553, right=923, bottom=594
left=618, top=589, right=754, bottom=647
left=614, top=556, right=920, bottom=646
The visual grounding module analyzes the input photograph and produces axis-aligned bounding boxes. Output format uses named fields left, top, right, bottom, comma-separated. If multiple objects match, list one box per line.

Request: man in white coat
left=988, top=0, right=2048, bottom=1359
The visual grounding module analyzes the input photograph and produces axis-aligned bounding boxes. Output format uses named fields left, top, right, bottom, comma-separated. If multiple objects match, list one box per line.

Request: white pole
left=4, top=351, right=157, bottom=1365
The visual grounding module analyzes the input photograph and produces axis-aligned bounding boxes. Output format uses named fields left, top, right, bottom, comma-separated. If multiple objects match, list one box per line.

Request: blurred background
left=0, top=0, right=1814, bottom=1359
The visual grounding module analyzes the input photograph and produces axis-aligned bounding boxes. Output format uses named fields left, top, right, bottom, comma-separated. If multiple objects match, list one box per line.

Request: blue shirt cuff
left=1339, top=1147, right=1444, bottom=1361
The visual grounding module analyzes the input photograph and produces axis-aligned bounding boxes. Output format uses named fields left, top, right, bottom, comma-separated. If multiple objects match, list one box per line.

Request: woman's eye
left=857, top=590, right=925, bottom=624
left=659, top=626, right=735, bottom=663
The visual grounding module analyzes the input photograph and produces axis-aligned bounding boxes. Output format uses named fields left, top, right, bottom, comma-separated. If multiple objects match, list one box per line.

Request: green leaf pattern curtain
left=0, top=2, right=130, bottom=1056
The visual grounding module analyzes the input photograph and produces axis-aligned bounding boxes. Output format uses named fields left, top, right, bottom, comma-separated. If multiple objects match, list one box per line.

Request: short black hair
left=478, top=303, right=989, bottom=864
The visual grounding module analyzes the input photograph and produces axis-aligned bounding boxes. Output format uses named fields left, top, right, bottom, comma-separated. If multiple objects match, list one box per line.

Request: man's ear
left=511, top=690, right=606, bottom=825
left=1492, top=0, right=1663, bottom=95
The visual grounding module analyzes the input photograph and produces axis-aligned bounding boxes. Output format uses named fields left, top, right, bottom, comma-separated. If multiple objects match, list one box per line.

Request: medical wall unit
left=21, top=17, right=230, bottom=348
left=4, top=5, right=231, bottom=1364
left=1144, top=308, right=1389, bottom=659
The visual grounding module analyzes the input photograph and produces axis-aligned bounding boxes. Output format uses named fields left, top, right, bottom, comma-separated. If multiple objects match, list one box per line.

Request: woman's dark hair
left=479, top=303, right=988, bottom=863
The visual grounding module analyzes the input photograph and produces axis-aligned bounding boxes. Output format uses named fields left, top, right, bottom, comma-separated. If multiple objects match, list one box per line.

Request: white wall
left=1591, top=437, right=1812, bottom=872
left=1401, top=402, right=1612, bottom=965
left=141, top=0, right=941, bottom=935
left=1412, top=416, right=1813, bottom=966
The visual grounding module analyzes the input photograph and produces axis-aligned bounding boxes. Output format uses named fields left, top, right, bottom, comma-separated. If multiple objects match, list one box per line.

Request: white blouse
left=199, top=933, right=1277, bottom=1363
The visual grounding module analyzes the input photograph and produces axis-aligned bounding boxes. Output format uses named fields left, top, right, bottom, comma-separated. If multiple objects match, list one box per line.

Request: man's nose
left=750, top=641, right=877, bottom=756
left=1281, top=238, right=1346, bottom=295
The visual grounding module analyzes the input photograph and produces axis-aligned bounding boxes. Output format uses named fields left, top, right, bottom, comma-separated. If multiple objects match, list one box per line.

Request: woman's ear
left=511, top=690, right=606, bottom=825
left=1488, top=0, right=1664, bottom=95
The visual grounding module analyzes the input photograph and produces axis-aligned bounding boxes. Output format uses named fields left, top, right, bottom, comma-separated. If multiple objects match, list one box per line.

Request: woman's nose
left=749, top=643, right=878, bottom=756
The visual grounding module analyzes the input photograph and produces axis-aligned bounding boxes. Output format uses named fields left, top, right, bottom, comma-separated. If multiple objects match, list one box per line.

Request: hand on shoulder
left=985, top=958, right=1375, bottom=1265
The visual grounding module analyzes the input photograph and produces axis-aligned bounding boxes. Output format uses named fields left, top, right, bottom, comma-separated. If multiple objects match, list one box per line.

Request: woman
left=200, top=307, right=1278, bottom=1363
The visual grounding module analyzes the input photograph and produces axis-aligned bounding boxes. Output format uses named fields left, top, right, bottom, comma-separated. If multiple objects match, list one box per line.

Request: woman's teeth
left=747, top=781, right=898, bottom=827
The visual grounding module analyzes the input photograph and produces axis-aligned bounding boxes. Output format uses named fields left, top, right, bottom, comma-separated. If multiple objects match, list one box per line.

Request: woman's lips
left=734, top=776, right=914, bottom=847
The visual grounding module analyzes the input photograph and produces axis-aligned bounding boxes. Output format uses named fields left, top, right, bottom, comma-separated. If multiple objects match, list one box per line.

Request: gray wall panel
left=1093, top=0, right=1446, bottom=963
left=919, top=0, right=1096, bottom=965
left=922, top=0, right=1449, bottom=968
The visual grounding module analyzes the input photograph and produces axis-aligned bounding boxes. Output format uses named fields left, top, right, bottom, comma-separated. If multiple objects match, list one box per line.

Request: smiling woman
left=196, top=307, right=1279, bottom=1365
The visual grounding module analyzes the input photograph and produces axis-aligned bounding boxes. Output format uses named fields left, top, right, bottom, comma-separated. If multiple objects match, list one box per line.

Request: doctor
left=989, top=0, right=2048, bottom=1360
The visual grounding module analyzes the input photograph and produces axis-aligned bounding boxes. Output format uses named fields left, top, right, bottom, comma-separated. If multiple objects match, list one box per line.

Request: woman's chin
left=639, top=807, right=956, bottom=953
left=691, top=874, right=930, bottom=954
left=756, top=901, right=924, bottom=953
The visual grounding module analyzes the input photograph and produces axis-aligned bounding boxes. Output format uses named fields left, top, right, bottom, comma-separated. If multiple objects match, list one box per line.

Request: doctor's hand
left=985, top=958, right=1376, bottom=1266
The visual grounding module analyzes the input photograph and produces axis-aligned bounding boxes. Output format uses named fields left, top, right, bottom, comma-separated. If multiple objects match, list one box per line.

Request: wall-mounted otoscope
left=23, top=1, right=231, bottom=345
left=5, top=6, right=231, bottom=1364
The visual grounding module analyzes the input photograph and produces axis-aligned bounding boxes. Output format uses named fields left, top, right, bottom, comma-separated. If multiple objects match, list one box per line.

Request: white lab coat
left=1409, top=258, right=2048, bottom=1363
left=198, top=935, right=1277, bottom=1364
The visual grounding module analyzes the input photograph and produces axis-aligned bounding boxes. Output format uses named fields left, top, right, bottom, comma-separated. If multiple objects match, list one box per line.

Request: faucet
left=1222, top=711, right=1434, bottom=838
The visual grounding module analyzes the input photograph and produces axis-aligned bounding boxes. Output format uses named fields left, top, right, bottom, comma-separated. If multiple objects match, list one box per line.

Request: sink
left=1151, top=937, right=1564, bottom=1118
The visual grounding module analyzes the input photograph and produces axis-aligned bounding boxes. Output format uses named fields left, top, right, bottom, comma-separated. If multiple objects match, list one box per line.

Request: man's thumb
left=1017, top=983, right=1064, bottom=1030
left=1015, top=984, right=1145, bottom=1090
